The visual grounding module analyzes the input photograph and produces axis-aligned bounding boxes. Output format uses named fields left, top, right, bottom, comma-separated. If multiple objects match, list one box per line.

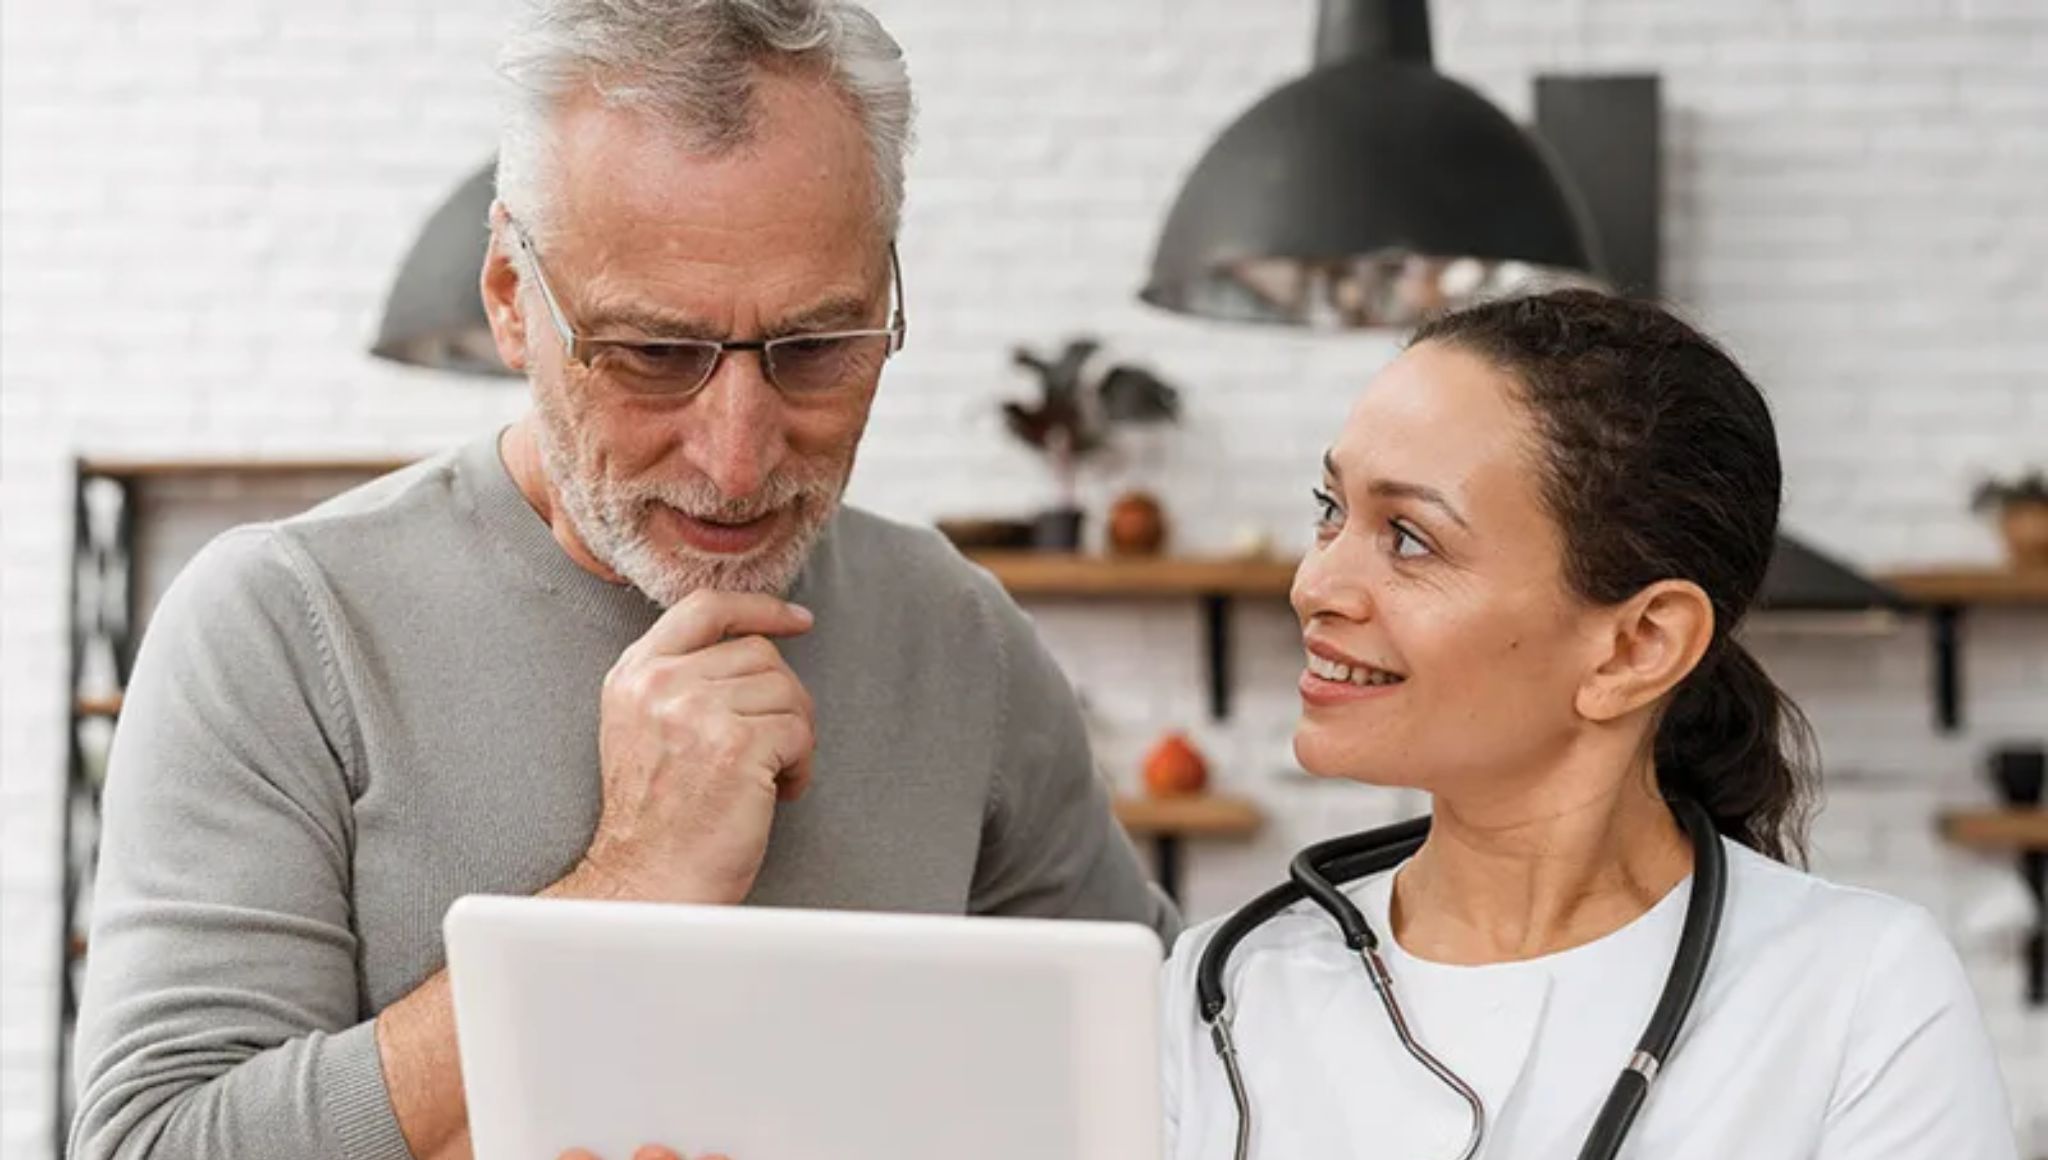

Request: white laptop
left=444, top=895, right=1164, bottom=1160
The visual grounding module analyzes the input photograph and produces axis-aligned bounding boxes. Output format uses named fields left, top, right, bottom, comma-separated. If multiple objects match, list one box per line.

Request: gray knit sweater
left=71, top=432, right=1178, bottom=1160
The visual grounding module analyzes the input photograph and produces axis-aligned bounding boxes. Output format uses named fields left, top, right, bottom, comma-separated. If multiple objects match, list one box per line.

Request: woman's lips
left=1299, top=668, right=1407, bottom=707
left=1300, top=643, right=1407, bottom=707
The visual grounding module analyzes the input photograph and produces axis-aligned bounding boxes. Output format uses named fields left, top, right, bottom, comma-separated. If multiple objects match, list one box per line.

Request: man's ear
left=1575, top=580, right=1716, bottom=723
left=480, top=201, right=530, bottom=374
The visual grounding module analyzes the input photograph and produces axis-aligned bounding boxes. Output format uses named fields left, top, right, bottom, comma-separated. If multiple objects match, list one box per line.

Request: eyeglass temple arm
left=888, top=243, right=907, bottom=352
left=507, top=217, right=586, bottom=365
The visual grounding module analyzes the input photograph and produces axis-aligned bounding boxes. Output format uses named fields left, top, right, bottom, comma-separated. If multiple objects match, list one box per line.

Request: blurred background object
left=999, top=337, right=1182, bottom=551
left=1975, top=470, right=2048, bottom=570
left=369, top=159, right=517, bottom=378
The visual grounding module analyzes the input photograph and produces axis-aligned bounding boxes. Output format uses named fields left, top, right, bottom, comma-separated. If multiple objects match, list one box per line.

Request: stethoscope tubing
left=1194, top=799, right=1727, bottom=1160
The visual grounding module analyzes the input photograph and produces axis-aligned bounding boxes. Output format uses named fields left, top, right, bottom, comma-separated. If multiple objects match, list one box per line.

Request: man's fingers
left=777, top=748, right=814, bottom=802
left=630, top=590, right=814, bottom=661
left=631, top=1148, right=684, bottom=1160
left=748, top=712, right=815, bottom=801
left=678, top=635, right=800, bottom=682
left=693, top=670, right=810, bottom=717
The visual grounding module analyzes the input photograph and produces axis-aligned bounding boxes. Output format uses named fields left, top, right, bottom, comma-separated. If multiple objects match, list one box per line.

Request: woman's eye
left=1312, top=488, right=1343, bottom=528
left=1390, top=520, right=1432, bottom=559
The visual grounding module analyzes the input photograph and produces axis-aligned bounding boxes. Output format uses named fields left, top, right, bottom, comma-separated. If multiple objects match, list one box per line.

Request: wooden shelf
left=77, top=456, right=417, bottom=481
left=1880, top=567, right=2048, bottom=735
left=1114, top=794, right=1264, bottom=839
left=966, top=553, right=1296, bottom=721
left=1884, top=568, right=2048, bottom=606
left=968, top=553, right=1295, bottom=599
left=1940, top=809, right=2048, bottom=851
left=75, top=695, right=123, bottom=718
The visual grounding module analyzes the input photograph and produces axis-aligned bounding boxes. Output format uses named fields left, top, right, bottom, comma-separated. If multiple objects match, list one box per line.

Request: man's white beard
left=534, top=400, right=846, bottom=607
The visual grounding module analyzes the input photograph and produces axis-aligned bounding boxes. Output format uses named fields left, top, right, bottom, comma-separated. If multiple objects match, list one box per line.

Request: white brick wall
left=3, top=0, right=2044, bottom=1154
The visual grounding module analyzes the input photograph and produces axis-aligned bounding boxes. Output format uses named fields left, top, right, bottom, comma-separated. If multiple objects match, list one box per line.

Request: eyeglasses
left=507, top=215, right=907, bottom=400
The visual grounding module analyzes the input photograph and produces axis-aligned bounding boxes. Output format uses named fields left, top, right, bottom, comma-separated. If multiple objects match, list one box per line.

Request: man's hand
left=569, top=590, right=817, bottom=906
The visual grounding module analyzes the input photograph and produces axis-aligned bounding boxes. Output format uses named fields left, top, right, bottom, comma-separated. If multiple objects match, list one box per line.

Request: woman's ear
left=480, top=201, right=531, bottom=374
left=1575, top=580, right=1716, bottom=723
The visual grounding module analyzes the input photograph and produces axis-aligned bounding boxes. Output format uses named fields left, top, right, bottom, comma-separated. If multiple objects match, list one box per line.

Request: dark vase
left=1990, top=746, right=2046, bottom=807
left=1031, top=506, right=1085, bottom=552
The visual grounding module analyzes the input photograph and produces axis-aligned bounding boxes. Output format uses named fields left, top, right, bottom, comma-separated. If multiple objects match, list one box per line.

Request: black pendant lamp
left=1142, top=0, right=1598, bottom=329
left=369, top=160, right=517, bottom=377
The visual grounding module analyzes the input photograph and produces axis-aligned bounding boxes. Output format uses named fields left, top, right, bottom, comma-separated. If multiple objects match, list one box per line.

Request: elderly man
left=69, top=2, right=1176, bottom=1158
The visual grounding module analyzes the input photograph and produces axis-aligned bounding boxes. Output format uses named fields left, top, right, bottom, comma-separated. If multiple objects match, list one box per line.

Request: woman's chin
left=1291, top=725, right=1426, bottom=789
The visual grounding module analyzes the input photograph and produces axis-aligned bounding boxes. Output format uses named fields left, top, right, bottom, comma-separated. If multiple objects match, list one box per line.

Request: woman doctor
left=574, top=293, right=2018, bottom=1160
left=1160, top=290, right=2017, bottom=1160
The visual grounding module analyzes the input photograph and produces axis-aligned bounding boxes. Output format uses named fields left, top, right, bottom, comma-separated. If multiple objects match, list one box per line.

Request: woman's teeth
left=1306, top=653, right=1404, bottom=687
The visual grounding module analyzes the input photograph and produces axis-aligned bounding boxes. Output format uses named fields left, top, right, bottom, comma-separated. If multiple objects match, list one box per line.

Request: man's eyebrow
left=582, top=295, right=879, bottom=343
left=768, top=294, right=880, bottom=336
left=1323, top=451, right=1471, bottom=531
left=580, top=305, right=725, bottom=343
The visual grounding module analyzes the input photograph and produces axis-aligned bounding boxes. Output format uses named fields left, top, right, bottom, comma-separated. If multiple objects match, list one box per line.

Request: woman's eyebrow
left=1324, top=451, right=1471, bottom=531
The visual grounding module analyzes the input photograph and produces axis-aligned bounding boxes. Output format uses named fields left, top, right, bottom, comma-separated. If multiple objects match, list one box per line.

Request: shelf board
left=1884, top=568, right=2048, bottom=606
left=75, top=695, right=123, bottom=718
left=77, top=456, right=417, bottom=481
left=1940, top=809, right=2048, bottom=851
left=968, top=553, right=1295, bottom=598
left=1114, top=794, right=1264, bottom=838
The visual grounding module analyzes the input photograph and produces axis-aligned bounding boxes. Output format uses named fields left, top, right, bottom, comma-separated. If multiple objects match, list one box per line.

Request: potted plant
left=1971, top=469, right=2048, bottom=569
left=1003, top=337, right=1180, bottom=552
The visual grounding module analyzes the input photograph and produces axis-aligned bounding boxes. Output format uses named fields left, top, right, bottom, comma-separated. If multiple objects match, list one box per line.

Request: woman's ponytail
left=1653, top=639, right=1816, bottom=864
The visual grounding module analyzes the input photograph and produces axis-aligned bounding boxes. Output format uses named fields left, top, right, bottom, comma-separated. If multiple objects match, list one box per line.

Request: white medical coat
left=1161, top=840, right=2018, bottom=1159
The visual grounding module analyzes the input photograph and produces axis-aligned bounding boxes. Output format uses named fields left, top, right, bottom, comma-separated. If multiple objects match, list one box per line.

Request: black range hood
left=1759, top=536, right=1904, bottom=616
left=1142, top=0, right=1599, bottom=329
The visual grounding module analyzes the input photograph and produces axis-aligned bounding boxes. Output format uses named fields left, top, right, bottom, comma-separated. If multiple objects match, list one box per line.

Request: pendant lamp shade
left=370, top=160, right=515, bottom=377
left=1141, top=0, right=1599, bottom=329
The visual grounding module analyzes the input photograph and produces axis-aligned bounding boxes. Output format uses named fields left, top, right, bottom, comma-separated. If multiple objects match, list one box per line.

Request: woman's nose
left=1292, top=532, right=1375, bottom=626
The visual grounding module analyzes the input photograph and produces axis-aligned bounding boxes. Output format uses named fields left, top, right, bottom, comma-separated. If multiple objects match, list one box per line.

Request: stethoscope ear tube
left=1291, top=841, right=1378, bottom=951
left=1195, top=816, right=1429, bottom=1020
left=1576, top=1071, right=1650, bottom=1160
left=1574, top=798, right=1729, bottom=1160
left=1196, top=801, right=1725, bottom=1160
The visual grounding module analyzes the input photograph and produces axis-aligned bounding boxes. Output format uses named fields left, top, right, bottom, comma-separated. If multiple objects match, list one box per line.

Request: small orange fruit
left=1143, top=732, right=1209, bottom=797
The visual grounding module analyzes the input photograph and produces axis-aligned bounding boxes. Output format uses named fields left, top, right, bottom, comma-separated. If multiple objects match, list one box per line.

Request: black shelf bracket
left=1931, top=603, right=1962, bottom=732
left=1202, top=593, right=1232, bottom=720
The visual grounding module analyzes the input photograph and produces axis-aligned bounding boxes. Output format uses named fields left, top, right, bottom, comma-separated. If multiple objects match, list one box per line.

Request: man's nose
left=684, top=352, right=787, bottom=499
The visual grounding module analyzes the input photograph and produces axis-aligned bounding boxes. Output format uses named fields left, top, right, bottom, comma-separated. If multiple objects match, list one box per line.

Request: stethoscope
left=1195, top=798, right=1727, bottom=1160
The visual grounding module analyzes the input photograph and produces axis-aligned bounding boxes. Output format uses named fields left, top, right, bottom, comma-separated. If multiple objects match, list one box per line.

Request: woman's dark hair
left=1411, top=289, right=1816, bottom=863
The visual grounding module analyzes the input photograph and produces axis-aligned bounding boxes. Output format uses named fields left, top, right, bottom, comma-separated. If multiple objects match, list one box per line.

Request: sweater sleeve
left=69, top=527, right=414, bottom=1160
left=962, top=570, right=1182, bottom=946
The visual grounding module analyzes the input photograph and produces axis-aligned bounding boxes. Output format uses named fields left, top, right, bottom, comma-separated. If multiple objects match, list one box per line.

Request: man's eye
left=611, top=344, right=711, bottom=377
left=599, top=343, right=717, bottom=393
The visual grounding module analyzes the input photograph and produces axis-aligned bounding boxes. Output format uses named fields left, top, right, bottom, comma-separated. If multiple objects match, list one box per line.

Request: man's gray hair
left=495, top=0, right=915, bottom=239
